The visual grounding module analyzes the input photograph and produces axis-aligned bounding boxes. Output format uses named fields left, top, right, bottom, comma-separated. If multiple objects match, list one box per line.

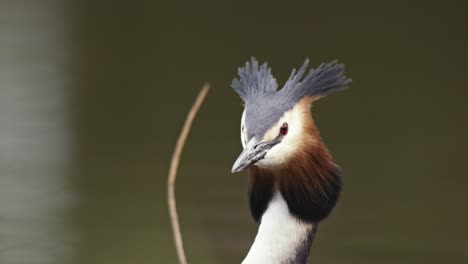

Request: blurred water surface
left=0, top=1, right=71, bottom=263
left=1, top=1, right=468, bottom=264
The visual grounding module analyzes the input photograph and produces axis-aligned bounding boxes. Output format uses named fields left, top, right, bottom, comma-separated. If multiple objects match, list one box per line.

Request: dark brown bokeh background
left=1, top=0, right=467, bottom=263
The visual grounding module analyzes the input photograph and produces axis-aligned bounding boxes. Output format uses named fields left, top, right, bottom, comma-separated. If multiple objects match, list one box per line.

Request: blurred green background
left=1, top=0, right=467, bottom=263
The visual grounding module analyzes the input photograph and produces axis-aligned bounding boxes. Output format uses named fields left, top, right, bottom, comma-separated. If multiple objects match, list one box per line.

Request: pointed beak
left=231, top=137, right=281, bottom=173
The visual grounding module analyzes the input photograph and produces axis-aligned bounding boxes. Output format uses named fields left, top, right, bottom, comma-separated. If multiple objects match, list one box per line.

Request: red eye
left=280, top=122, right=288, bottom=136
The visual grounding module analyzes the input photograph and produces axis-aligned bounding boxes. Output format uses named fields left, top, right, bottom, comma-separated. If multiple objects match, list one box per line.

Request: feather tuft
left=280, top=59, right=352, bottom=101
left=231, top=57, right=278, bottom=101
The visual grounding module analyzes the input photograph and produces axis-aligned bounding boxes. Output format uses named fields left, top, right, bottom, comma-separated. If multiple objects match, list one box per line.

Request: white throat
left=242, top=191, right=316, bottom=264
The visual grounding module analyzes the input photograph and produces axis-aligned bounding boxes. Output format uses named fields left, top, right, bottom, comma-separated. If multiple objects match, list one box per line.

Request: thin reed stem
left=167, top=83, right=210, bottom=264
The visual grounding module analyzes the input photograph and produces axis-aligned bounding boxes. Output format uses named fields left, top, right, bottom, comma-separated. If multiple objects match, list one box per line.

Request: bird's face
left=230, top=57, right=350, bottom=173
left=232, top=98, right=314, bottom=172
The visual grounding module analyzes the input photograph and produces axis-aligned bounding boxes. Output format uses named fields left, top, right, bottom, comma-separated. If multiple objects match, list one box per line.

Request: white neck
left=242, top=191, right=316, bottom=264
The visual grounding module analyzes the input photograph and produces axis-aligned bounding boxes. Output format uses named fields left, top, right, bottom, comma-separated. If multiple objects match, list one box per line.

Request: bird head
left=231, top=57, right=351, bottom=173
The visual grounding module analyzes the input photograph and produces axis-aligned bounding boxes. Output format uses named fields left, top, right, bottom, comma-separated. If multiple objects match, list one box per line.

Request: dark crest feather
left=231, top=57, right=351, bottom=103
left=231, top=57, right=351, bottom=140
left=231, top=57, right=278, bottom=101
left=280, top=59, right=352, bottom=101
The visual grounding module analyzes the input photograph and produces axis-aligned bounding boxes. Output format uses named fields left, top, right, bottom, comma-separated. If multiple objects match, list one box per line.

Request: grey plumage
left=231, top=57, right=351, bottom=140
left=231, top=58, right=278, bottom=101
